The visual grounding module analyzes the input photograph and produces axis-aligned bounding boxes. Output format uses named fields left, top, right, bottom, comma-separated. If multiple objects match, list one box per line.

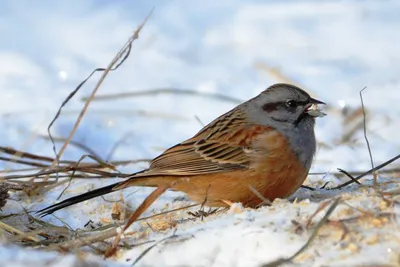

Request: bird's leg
left=220, top=199, right=245, bottom=214
left=104, top=185, right=168, bottom=258
left=187, top=184, right=213, bottom=221
left=220, top=199, right=234, bottom=207
left=248, top=185, right=272, bottom=207
left=187, top=207, right=220, bottom=219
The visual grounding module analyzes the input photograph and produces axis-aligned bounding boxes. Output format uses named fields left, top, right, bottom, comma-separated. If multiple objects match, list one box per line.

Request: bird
left=38, top=83, right=325, bottom=218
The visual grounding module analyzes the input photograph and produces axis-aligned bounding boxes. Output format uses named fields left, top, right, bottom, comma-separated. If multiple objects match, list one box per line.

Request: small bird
left=38, top=83, right=325, bottom=217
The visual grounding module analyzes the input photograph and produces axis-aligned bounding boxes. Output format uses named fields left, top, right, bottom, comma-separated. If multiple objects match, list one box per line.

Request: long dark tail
left=37, top=181, right=121, bottom=217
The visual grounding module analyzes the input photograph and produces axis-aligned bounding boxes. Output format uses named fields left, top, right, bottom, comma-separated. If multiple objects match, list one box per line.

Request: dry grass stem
left=44, top=9, right=154, bottom=182
left=82, top=88, right=242, bottom=104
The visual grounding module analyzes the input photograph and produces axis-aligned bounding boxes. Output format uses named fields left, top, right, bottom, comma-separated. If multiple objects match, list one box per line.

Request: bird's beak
left=306, top=97, right=326, bottom=117
left=309, top=97, right=326, bottom=105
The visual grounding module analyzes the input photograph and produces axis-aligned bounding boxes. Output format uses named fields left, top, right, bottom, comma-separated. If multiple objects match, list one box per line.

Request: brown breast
left=171, top=129, right=308, bottom=207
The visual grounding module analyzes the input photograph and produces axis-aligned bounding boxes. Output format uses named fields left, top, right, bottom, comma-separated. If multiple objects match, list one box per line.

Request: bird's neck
left=280, top=121, right=317, bottom=171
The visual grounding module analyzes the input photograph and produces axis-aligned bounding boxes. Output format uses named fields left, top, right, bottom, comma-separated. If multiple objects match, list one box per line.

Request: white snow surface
left=1, top=1, right=400, bottom=266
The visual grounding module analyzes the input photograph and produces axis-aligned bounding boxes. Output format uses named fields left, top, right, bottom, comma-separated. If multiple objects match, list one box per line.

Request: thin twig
left=300, top=185, right=316, bottom=191
left=337, top=168, right=361, bottom=185
left=106, top=132, right=134, bottom=161
left=56, top=108, right=190, bottom=121
left=249, top=185, right=272, bottom=206
left=0, top=146, right=55, bottom=163
left=359, top=87, right=376, bottom=181
left=0, top=156, right=49, bottom=168
left=42, top=227, right=119, bottom=251
left=72, top=203, right=198, bottom=234
left=105, top=184, right=168, bottom=257
left=360, top=87, right=373, bottom=168
left=38, top=134, right=101, bottom=159
left=194, top=115, right=205, bottom=127
left=260, top=198, right=341, bottom=267
left=131, top=230, right=178, bottom=266
left=56, top=154, right=111, bottom=200
left=82, top=88, right=242, bottom=104
left=0, top=221, right=39, bottom=242
left=331, top=153, right=400, bottom=190
left=45, top=8, right=153, bottom=180
left=308, top=168, right=400, bottom=176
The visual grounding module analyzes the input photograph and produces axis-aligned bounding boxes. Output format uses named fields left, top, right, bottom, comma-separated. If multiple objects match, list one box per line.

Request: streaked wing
left=137, top=108, right=266, bottom=177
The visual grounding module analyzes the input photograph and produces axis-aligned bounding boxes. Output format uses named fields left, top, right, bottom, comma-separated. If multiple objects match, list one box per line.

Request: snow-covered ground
left=1, top=1, right=400, bottom=266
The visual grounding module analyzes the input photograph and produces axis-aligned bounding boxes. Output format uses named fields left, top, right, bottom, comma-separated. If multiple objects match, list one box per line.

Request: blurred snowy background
left=1, top=0, right=400, bottom=266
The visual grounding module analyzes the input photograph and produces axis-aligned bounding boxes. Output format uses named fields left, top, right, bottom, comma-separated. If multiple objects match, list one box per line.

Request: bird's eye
left=286, top=100, right=298, bottom=108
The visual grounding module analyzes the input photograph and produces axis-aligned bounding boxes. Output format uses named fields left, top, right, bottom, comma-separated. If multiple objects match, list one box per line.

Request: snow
left=1, top=0, right=400, bottom=266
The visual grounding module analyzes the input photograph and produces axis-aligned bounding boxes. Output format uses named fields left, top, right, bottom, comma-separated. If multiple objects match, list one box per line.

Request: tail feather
left=37, top=181, right=121, bottom=217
